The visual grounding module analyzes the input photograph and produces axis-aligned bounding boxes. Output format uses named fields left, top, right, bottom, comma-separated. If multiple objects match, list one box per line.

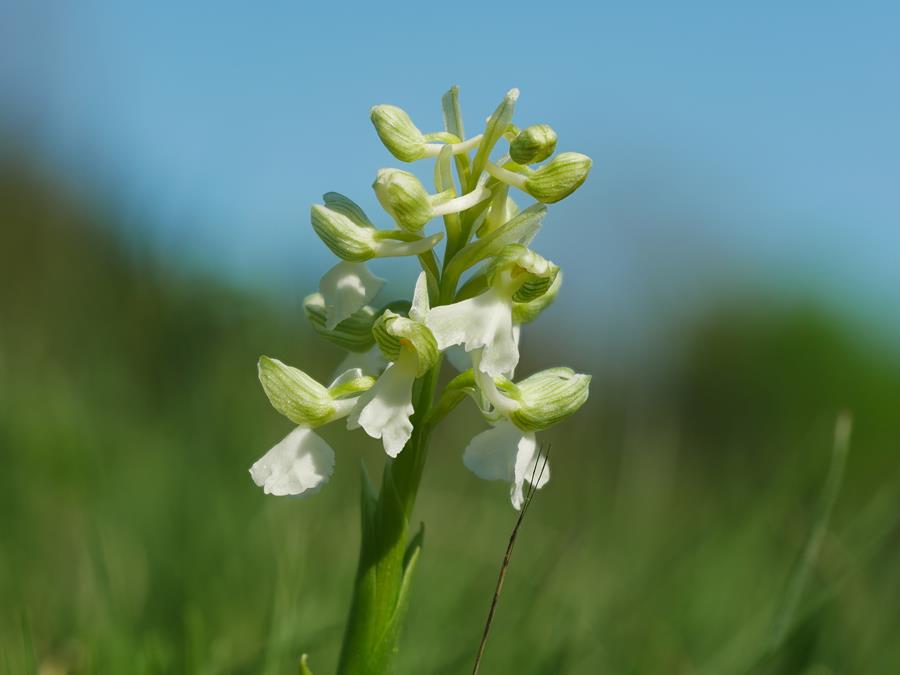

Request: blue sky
left=3, top=0, right=899, bottom=345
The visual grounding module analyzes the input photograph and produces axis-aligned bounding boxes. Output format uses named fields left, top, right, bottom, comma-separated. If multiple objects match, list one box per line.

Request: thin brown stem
left=472, top=445, right=552, bottom=675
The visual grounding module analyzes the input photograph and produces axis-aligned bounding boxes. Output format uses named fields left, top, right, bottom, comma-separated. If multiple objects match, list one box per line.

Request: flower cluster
left=250, top=87, right=592, bottom=509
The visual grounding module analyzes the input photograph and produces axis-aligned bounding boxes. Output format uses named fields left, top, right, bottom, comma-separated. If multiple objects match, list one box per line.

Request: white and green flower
left=311, top=192, right=443, bottom=328
left=425, top=245, right=558, bottom=377
left=462, top=353, right=590, bottom=509
left=347, top=287, right=438, bottom=457
left=249, top=358, right=374, bottom=496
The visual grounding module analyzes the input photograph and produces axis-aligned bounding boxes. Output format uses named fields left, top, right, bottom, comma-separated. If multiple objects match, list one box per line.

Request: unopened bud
left=257, top=356, right=348, bottom=427
left=311, top=203, right=379, bottom=261
left=525, top=152, right=592, bottom=203
left=506, top=367, right=591, bottom=432
left=509, top=124, right=558, bottom=165
left=373, top=169, right=433, bottom=232
left=370, top=105, right=427, bottom=162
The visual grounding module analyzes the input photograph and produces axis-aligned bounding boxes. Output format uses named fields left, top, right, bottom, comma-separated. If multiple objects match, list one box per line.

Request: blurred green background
left=3, top=2, right=900, bottom=674
left=2, top=154, right=899, bottom=674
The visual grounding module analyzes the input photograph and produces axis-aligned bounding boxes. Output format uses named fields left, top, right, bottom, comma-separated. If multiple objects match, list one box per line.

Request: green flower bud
left=303, top=293, right=377, bottom=352
left=512, top=270, right=562, bottom=323
left=373, top=169, right=433, bottom=231
left=487, top=244, right=559, bottom=302
left=310, top=203, right=380, bottom=262
left=257, top=356, right=345, bottom=427
left=370, top=105, right=428, bottom=162
left=372, top=310, right=439, bottom=376
left=524, top=152, right=592, bottom=203
left=505, top=367, right=591, bottom=432
left=509, top=124, right=558, bottom=165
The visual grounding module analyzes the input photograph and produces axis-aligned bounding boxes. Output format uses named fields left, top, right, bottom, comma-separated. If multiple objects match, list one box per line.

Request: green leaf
left=455, top=270, right=488, bottom=301
left=299, top=654, right=314, bottom=675
left=337, top=461, right=411, bottom=675
left=394, top=523, right=424, bottom=625
left=443, top=203, right=547, bottom=292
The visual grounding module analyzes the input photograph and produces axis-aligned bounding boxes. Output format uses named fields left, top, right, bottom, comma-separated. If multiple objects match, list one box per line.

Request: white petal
left=320, top=261, right=385, bottom=330
left=249, top=426, right=335, bottom=497
left=334, top=347, right=388, bottom=378
left=409, top=271, right=430, bottom=322
left=347, top=348, right=417, bottom=457
left=511, top=430, right=548, bottom=509
left=507, top=324, right=521, bottom=379
left=463, top=421, right=546, bottom=510
left=425, top=289, right=518, bottom=377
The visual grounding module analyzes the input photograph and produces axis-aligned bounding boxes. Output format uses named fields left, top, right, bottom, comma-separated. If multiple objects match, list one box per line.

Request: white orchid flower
left=462, top=357, right=546, bottom=509
left=347, top=345, right=419, bottom=457
left=311, top=193, right=443, bottom=328
left=250, top=359, right=374, bottom=497
left=460, top=352, right=590, bottom=509
left=347, top=279, right=438, bottom=457
left=426, top=245, right=558, bottom=377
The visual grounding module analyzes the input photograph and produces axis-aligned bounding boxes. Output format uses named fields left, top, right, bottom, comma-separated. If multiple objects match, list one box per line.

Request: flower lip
left=347, top=345, right=419, bottom=457
left=250, top=426, right=336, bottom=497
left=424, top=287, right=519, bottom=377
left=462, top=420, right=547, bottom=510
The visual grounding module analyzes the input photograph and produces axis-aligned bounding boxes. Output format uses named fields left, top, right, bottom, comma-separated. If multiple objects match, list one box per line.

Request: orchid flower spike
left=463, top=356, right=591, bottom=509
left=253, top=85, right=593, bottom=519
left=426, top=244, right=559, bottom=377
left=249, top=358, right=375, bottom=497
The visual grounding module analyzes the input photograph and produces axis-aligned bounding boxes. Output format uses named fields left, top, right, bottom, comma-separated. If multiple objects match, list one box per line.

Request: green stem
left=336, top=364, right=441, bottom=675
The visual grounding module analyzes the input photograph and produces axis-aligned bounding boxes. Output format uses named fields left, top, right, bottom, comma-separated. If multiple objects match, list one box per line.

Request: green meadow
left=2, top=159, right=899, bottom=674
